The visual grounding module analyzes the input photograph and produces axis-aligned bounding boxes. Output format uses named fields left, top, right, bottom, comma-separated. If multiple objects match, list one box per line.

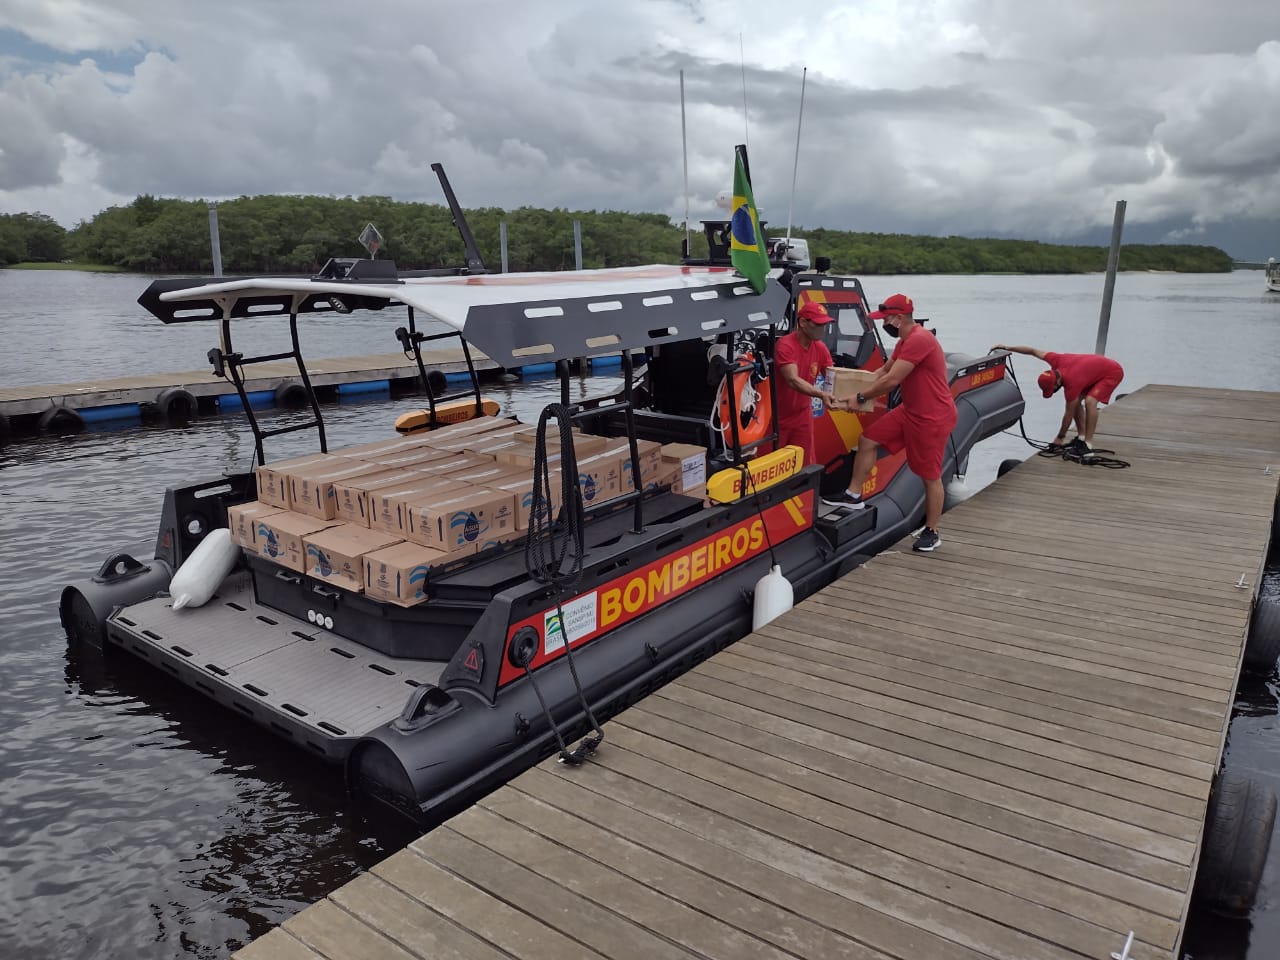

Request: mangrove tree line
left=1, top=195, right=1235, bottom=274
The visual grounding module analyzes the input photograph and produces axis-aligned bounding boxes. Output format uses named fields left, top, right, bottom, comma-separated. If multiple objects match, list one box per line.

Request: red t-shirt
left=892, top=327, right=956, bottom=426
left=773, top=331, right=833, bottom=428
left=1044, top=352, right=1124, bottom=403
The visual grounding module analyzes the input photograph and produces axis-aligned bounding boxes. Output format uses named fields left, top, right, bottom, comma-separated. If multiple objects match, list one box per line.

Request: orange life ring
left=714, top=351, right=772, bottom=448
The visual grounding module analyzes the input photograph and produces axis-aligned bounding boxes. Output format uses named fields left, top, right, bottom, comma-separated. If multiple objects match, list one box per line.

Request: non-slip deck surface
left=235, top=384, right=1280, bottom=960
left=113, top=573, right=445, bottom=752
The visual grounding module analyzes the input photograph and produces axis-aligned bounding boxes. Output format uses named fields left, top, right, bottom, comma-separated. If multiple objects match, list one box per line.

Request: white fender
left=170, top=528, right=240, bottom=610
left=752, top=564, right=794, bottom=630
left=944, top=474, right=972, bottom=508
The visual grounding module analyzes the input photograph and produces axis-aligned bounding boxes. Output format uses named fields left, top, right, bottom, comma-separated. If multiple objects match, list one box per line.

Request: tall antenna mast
left=680, top=69, right=691, bottom=257
left=739, top=34, right=749, bottom=148
left=785, top=67, right=808, bottom=246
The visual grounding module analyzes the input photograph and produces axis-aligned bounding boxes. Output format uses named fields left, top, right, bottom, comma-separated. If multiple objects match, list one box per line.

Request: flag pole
left=739, top=34, right=749, bottom=149
left=784, top=67, right=807, bottom=247
left=680, top=69, right=691, bottom=259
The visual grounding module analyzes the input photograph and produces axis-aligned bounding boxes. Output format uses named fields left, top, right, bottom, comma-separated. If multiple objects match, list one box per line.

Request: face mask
left=882, top=319, right=900, bottom=338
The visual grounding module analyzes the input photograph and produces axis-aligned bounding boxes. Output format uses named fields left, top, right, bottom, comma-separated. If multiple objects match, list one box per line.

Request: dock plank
left=233, top=384, right=1280, bottom=960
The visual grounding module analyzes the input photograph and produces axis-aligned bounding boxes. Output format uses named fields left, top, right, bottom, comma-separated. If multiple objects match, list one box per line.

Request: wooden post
left=208, top=202, right=223, bottom=278
left=500, top=221, right=509, bottom=274
left=573, top=220, right=583, bottom=271
left=1096, top=200, right=1126, bottom=355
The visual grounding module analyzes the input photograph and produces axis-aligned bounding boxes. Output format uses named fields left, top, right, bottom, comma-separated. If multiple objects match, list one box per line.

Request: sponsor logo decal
left=498, top=491, right=814, bottom=685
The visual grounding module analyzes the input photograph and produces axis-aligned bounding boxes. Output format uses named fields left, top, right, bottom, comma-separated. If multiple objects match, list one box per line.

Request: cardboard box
left=226, top=500, right=286, bottom=549
left=608, top=438, right=663, bottom=491
left=250, top=511, right=340, bottom=572
left=363, top=540, right=475, bottom=607
left=288, top=460, right=391, bottom=520
left=485, top=472, right=562, bottom=529
left=331, top=468, right=422, bottom=527
left=370, top=477, right=462, bottom=535
left=424, top=421, right=526, bottom=453
left=491, top=442, right=564, bottom=471
left=302, top=524, right=403, bottom=593
left=254, top=453, right=336, bottom=509
left=403, top=486, right=517, bottom=550
left=510, top=427, right=610, bottom=456
left=576, top=450, right=623, bottom=505
left=476, top=524, right=525, bottom=553
left=336, top=435, right=433, bottom=460
left=363, top=446, right=456, bottom=471
left=645, top=461, right=683, bottom=494
left=660, top=443, right=707, bottom=494
left=446, top=462, right=526, bottom=487
left=416, top=416, right=520, bottom=447
left=831, top=368, right=877, bottom=412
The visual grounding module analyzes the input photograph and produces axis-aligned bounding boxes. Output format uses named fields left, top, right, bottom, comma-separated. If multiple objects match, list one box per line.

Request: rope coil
left=522, top=403, right=605, bottom=765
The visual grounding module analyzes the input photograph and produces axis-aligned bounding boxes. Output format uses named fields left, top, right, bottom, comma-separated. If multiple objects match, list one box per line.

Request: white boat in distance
left=1266, top=257, right=1280, bottom=293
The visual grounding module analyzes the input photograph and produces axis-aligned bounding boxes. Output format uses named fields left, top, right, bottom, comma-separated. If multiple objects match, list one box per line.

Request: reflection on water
left=1, top=270, right=1279, bottom=958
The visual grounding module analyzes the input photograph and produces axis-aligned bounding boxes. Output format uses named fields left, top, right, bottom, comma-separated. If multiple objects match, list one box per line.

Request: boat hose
left=523, top=402, right=605, bottom=765
left=999, top=356, right=1130, bottom=469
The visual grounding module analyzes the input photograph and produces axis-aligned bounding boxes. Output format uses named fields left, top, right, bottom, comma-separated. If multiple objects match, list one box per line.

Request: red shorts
left=863, top=406, right=955, bottom=481
left=1085, top=366, right=1124, bottom=404
left=776, top=416, right=815, bottom=467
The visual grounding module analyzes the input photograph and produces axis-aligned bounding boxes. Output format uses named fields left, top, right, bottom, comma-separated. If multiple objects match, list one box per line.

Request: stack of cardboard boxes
left=227, top=418, right=708, bottom=609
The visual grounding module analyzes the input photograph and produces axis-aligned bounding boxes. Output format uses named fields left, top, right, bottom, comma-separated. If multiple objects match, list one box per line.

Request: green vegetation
left=0, top=212, right=67, bottom=266
left=2, top=195, right=1235, bottom=274
left=5, top=261, right=125, bottom=271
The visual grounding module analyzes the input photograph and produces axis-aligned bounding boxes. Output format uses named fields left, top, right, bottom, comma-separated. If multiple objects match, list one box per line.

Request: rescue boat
left=59, top=167, right=1024, bottom=829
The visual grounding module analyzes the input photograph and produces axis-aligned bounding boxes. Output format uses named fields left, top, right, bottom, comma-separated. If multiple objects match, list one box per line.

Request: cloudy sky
left=1, top=0, right=1278, bottom=258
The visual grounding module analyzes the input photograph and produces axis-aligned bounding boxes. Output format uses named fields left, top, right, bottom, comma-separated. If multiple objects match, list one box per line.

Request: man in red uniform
left=773, top=299, right=836, bottom=468
left=834, top=293, right=957, bottom=553
left=991, top=344, right=1124, bottom=452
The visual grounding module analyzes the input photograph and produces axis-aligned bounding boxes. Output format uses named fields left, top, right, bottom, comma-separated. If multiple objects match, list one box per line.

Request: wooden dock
left=234, top=384, right=1280, bottom=960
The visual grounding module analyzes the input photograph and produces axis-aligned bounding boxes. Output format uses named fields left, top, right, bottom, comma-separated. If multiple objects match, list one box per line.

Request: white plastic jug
left=752, top=564, right=794, bottom=630
left=169, top=528, right=240, bottom=610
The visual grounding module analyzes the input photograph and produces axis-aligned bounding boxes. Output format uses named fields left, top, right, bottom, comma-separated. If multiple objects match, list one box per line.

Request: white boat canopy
left=141, top=264, right=789, bottom=369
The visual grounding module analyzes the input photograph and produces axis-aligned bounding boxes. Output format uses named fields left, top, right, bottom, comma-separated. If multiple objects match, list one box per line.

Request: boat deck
left=233, top=384, right=1280, bottom=960
left=111, top=572, right=447, bottom=760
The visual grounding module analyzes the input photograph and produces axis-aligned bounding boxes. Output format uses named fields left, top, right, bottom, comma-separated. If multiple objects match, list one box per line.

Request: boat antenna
left=784, top=67, right=808, bottom=247
left=680, top=69, right=691, bottom=258
left=739, top=34, right=749, bottom=148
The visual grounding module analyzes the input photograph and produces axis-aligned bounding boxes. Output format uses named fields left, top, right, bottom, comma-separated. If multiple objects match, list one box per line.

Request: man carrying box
left=773, top=300, right=837, bottom=467
left=834, top=293, right=956, bottom=553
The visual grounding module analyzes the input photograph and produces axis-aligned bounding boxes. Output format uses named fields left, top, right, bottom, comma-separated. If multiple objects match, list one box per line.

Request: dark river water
left=0, top=268, right=1278, bottom=958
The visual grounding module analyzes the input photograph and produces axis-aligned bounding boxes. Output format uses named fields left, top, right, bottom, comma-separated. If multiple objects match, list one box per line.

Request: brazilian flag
left=729, top=149, right=770, bottom=294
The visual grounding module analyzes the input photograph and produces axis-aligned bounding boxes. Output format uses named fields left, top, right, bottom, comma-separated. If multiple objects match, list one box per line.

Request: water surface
left=1, top=268, right=1278, bottom=958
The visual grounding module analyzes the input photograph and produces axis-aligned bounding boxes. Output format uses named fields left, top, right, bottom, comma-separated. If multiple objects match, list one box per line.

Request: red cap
left=796, top=300, right=833, bottom=324
left=866, top=293, right=914, bottom=319
left=1037, top=369, right=1058, bottom=398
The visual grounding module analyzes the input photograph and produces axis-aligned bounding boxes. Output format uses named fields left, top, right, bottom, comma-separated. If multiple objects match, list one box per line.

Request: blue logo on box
left=449, top=510, right=484, bottom=544
left=257, top=523, right=281, bottom=558
left=306, top=544, right=332, bottom=576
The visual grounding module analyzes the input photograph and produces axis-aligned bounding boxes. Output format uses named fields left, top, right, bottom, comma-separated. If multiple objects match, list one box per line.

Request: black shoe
left=913, top=527, right=941, bottom=552
left=1067, top=437, right=1091, bottom=454
left=821, top=491, right=866, bottom=510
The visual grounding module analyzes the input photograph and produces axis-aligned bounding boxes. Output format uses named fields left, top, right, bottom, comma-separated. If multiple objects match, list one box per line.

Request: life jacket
left=712, top=350, right=772, bottom=450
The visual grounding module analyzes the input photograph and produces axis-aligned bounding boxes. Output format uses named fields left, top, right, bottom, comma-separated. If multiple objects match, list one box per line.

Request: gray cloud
left=0, top=0, right=1277, bottom=258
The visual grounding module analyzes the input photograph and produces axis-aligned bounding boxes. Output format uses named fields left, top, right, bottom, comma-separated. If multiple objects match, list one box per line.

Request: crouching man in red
left=833, top=293, right=957, bottom=553
left=991, top=344, right=1124, bottom=454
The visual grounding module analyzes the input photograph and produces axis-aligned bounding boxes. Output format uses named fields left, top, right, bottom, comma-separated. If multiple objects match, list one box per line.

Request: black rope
left=523, top=403, right=605, bottom=765
left=997, top=354, right=1130, bottom=469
